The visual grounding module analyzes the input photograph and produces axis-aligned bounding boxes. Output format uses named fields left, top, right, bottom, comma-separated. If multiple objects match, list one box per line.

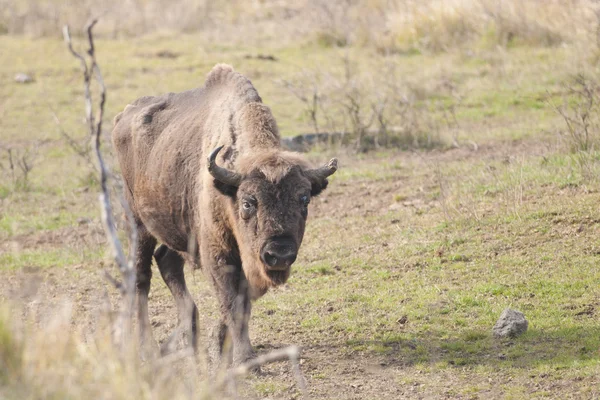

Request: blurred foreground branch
left=63, top=20, right=137, bottom=347
left=221, top=345, right=308, bottom=398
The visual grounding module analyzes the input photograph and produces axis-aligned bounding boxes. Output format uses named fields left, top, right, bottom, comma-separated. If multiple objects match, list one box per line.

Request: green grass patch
left=0, top=248, right=104, bottom=270
left=0, top=208, right=92, bottom=237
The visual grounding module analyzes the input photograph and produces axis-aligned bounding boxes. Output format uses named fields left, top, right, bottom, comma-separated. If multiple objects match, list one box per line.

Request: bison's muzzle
left=261, top=237, right=298, bottom=271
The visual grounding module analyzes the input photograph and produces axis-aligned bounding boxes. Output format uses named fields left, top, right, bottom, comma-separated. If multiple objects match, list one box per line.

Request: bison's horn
left=208, top=145, right=243, bottom=187
left=308, top=158, right=338, bottom=180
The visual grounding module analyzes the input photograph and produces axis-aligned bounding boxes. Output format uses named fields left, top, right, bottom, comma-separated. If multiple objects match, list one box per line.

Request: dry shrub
left=280, top=56, right=448, bottom=152
left=551, top=74, right=600, bottom=153
left=549, top=74, right=600, bottom=181
left=0, top=143, right=41, bottom=191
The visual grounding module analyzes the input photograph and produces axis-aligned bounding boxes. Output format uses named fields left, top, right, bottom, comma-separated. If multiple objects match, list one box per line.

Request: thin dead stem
left=63, top=20, right=136, bottom=347
left=221, top=345, right=308, bottom=398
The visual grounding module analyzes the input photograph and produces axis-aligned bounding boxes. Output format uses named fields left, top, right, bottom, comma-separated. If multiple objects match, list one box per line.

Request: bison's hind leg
left=154, top=245, right=199, bottom=353
left=132, top=223, right=158, bottom=358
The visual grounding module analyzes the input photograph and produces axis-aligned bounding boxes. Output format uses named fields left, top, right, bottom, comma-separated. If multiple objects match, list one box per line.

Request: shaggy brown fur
left=111, top=64, right=336, bottom=365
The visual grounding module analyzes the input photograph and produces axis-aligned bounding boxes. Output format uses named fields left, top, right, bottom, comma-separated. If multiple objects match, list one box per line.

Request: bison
left=111, top=64, right=337, bottom=365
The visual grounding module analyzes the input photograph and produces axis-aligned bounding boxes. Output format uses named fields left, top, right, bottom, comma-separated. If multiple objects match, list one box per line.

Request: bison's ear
left=305, top=158, right=338, bottom=197
left=213, top=179, right=238, bottom=198
left=309, top=177, right=329, bottom=197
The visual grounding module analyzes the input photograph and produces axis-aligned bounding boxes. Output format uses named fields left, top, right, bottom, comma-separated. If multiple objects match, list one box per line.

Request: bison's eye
left=240, top=196, right=257, bottom=219
left=300, top=195, right=310, bottom=206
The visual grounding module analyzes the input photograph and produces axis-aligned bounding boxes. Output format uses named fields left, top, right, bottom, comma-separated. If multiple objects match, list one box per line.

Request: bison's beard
left=243, top=257, right=291, bottom=296
left=266, top=268, right=291, bottom=286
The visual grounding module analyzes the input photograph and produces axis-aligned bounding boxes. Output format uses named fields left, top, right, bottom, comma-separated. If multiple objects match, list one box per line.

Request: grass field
left=3, top=3, right=600, bottom=398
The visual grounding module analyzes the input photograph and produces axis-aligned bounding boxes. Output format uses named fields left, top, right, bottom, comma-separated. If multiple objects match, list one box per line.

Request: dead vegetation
left=0, top=143, right=41, bottom=191
left=2, top=0, right=599, bottom=53
left=280, top=55, right=451, bottom=152
left=547, top=73, right=600, bottom=181
left=550, top=74, right=600, bottom=153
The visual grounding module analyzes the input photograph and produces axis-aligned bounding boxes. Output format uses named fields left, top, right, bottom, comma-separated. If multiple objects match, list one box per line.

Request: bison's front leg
left=206, top=257, right=255, bottom=367
left=154, top=245, right=199, bottom=352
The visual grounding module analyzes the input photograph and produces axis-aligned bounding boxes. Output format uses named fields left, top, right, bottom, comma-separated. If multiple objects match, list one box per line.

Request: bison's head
left=208, top=146, right=337, bottom=291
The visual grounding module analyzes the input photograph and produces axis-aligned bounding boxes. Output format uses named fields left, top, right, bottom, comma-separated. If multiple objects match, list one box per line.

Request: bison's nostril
left=264, top=252, right=278, bottom=267
left=262, top=250, right=297, bottom=270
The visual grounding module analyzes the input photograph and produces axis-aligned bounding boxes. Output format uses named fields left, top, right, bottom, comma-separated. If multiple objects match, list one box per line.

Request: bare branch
left=103, top=270, right=124, bottom=294
left=63, top=25, right=88, bottom=76
left=280, top=74, right=321, bottom=134
left=220, top=346, right=309, bottom=398
left=63, top=25, right=94, bottom=133
left=64, top=19, right=137, bottom=347
left=154, top=348, right=195, bottom=369
left=50, top=110, right=95, bottom=169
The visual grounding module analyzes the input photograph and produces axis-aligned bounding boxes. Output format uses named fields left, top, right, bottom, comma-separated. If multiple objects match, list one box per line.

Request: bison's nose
left=263, top=250, right=297, bottom=270
left=261, top=239, right=297, bottom=270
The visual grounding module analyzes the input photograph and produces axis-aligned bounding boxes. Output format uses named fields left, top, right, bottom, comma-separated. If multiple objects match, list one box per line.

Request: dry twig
left=220, top=345, right=308, bottom=398
left=0, top=143, right=41, bottom=189
left=63, top=19, right=136, bottom=346
left=50, top=109, right=96, bottom=170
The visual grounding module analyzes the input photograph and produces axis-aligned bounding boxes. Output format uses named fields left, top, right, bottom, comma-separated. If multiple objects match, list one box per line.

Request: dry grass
left=2, top=0, right=598, bottom=53
left=0, top=0, right=214, bottom=37
left=0, top=0, right=306, bottom=41
left=0, top=303, right=213, bottom=400
left=380, top=0, right=597, bottom=53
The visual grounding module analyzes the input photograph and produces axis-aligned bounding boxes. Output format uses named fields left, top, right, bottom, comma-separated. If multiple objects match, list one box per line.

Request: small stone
left=493, top=308, right=528, bottom=338
left=14, top=73, right=34, bottom=84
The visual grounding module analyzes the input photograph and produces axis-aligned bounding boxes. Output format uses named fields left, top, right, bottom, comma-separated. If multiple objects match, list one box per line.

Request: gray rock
left=14, top=73, right=34, bottom=84
left=493, top=308, right=528, bottom=338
